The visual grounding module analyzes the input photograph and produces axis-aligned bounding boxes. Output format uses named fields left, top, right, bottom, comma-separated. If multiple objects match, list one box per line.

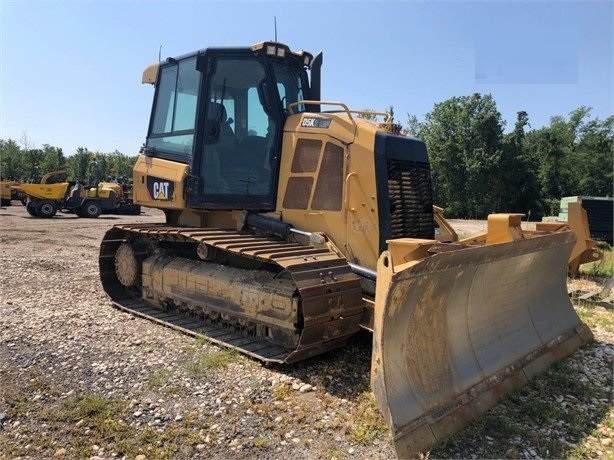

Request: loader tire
left=78, top=200, right=102, bottom=218
left=26, top=202, right=37, bottom=216
left=35, top=200, right=57, bottom=218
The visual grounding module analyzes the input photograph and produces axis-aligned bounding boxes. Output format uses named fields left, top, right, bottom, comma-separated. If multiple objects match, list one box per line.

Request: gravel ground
left=0, top=204, right=612, bottom=459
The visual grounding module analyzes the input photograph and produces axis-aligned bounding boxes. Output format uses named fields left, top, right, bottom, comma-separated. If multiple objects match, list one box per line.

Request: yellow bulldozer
left=99, top=41, right=593, bottom=457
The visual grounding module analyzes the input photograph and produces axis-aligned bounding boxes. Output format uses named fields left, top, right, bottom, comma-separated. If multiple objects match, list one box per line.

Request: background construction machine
left=0, top=179, right=25, bottom=206
left=558, top=196, right=613, bottom=245
left=20, top=170, right=140, bottom=218
left=99, top=41, right=592, bottom=457
left=96, top=177, right=141, bottom=216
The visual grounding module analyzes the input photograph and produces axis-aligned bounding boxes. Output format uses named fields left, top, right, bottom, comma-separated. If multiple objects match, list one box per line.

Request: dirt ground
left=0, top=203, right=612, bottom=460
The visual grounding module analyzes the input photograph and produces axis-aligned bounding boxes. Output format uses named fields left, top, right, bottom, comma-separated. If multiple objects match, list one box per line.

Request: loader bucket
left=371, top=231, right=593, bottom=458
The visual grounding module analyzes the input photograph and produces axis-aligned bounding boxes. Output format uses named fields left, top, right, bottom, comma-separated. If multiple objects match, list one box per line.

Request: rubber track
left=99, top=224, right=364, bottom=363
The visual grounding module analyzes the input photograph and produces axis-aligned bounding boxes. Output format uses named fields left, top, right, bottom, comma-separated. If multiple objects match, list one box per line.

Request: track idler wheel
left=115, top=243, right=148, bottom=287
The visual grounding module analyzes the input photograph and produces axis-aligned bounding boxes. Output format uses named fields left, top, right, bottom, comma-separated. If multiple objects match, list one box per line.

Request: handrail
left=344, top=172, right=357, bottom=212
left=351, top=109, right=391, bottom=123
left=288, top=100, right=392, bottom=125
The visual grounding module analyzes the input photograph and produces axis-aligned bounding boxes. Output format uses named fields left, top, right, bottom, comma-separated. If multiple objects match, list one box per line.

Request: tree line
left=407, top=95, right=612, bottom=219
left=2, top=94, right=612, bottom=219
left=0, top=138, right=137, bottom=185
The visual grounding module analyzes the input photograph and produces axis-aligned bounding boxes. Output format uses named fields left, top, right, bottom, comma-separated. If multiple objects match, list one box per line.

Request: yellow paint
left=277, top=113, right=383, bottom=270
left=133, top=155, right=189, bottom=210
left=19, top=183, right=69, bottom=200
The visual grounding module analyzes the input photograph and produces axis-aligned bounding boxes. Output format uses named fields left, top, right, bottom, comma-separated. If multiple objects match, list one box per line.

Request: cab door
left=188, top=53, right=283, bottom=211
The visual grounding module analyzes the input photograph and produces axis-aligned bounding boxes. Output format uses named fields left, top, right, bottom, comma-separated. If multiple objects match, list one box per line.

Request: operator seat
left=206, top=102, right=235, bottom=149
left=67, top=181, right=85, bottom=208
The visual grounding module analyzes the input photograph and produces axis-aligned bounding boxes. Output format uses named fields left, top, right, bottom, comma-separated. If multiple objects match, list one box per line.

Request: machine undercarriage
left=100, top=224, right=365, bottom=363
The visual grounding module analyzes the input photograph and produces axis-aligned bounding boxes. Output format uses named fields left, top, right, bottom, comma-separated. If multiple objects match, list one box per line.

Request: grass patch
left=346, top=391, right=388, bottom=443
left=577, top=306, right=614, bottom=332
left=195, top=336, right=210, bottom=347
left=36, top=393, right=134, bottom=457
left=59, top=393, right=126, bottom=422
left=272, top=384, right=292, bottom=400
left=579, top=244, right=614, bottom=277
left=147, top=367, right=172, bottom=388
left=0, top=386, right=212, bottom=459
left=253, top=437, right=270, bottom=448
left=185, top=349, right=238, bottom=376
left=1, top=373, right=57, bottom=419
left=539, top=359, right=598, bottom=397
left=320, top=442, right=347, bottom=459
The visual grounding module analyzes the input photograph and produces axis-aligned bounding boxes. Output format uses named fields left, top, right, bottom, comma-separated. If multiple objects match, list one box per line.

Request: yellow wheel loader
left=19, top=172, right=141, bottom=218
left=99, top=41, right=592, bottom=457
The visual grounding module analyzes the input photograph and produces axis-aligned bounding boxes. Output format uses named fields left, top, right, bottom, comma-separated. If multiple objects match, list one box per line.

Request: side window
left=147, top=56, right=199, bottom=156
left=151, top=66, right=177, bottom=134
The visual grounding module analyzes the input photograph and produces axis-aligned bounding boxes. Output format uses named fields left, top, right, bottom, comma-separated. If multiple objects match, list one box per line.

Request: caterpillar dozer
left=99, top=41, right=592, bottom=457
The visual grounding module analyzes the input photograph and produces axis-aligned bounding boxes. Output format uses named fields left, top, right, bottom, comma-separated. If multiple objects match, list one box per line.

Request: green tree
left=411, top=93, right=504, bottom=218
left=65, top=148, right=138, bottom=184
left=39, top=145, right=67, bottom=178
left=24, top=149, right=44, bottom=182
left=66, top=147, right=91, bottom=181
left=2, top=140, right=138, bottom=185
left=105, top=150, right=137, bottom=179
left=525, top=107, right=613, bottom=205
left=496, top=111, right=544, bottom=218
left=0, top=139, right=24, bottom=180
left=569, top=114, right=613, bottom=196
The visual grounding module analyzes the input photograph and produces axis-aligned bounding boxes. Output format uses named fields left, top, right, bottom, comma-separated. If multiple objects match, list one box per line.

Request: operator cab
left=143, top=42, right=316, bottom=211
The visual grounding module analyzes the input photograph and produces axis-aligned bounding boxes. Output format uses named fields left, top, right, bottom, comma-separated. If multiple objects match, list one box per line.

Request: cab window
left=147, top=56, right=199, bottom=157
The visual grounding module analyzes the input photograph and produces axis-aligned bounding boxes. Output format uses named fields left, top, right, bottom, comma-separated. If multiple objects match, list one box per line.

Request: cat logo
left=153, top=181, right=170, bottom=200
left=146, top=176, right=174, bottom=201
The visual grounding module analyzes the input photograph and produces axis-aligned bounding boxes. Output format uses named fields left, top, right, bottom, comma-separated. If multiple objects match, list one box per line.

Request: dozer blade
left=371, top=231, right=593, bottom=458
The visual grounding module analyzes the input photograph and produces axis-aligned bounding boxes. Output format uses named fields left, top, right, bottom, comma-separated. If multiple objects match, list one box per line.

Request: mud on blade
left=371, top=231, right=593, bottom=458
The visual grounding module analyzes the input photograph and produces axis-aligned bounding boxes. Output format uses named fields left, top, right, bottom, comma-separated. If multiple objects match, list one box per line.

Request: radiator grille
left=582, top=199, right=613, bottom=244
left=387, top=160, right=435, bottom=240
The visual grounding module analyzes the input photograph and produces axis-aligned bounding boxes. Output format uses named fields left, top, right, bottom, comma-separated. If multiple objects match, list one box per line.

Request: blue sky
left=1, top=1, right=612, bottom=157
